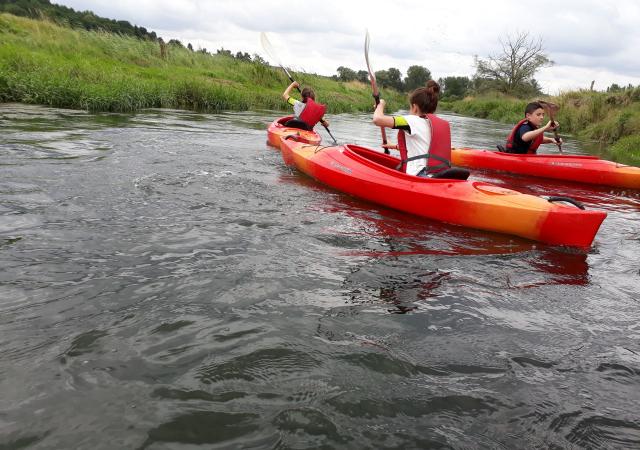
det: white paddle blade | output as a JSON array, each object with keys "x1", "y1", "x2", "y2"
[
  {"x1": 260, "y1": 32, "x2": 272, "y2": 58},
  {"x1": 260, "y1": 32, "x2": 280, "y2": 66},
  {"x1": 364, "y1": 30, "x2": 376, "y2": 82},
  {"x1": 260, "y1": 31, "x2": 294, "y2": 80}
]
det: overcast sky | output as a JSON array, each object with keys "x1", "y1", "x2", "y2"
[{"x1": 54, "y1": 0, "x2": 640, "y2": 94}]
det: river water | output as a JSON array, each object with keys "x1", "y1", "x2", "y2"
[{"x1": 1, "y1": 103, "x2": 639, "y2": 449}]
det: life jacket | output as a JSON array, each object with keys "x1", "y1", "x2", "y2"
[
  {"x1": 505, "y1": 119, "x2": 543, "y2": 154},
  {"x1": 397, "y1": 114, "x2": 451, "y2": 174},
  {"x1": 298, "y1": 98, "x2": 326, "y2": 129}
]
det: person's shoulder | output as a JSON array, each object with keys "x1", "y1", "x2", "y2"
[
  {"x1": 518, "y1": 122, "x2": 533, "y2": 132},
  {"x1": 403, "y1": 114, "x2": 426, "y2": 127}
]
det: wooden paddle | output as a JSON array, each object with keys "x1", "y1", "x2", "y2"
[{"x1": 538, "y1": 100, "x2": 563, "y2": 153}]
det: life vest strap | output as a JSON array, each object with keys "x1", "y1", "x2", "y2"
[{"x1": 395, "y1": 153, "x2": 451, "y2": 172}]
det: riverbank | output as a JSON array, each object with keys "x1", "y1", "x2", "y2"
[
  {"x1": 440, "y1": 91, "x2": 640, "y2": 165},
  {"x1": 0, "y1": 13, "x2": 405, "y2": 114},
  {"x1": 1, "y1": 13, "x2": 638, "y2": 165}
]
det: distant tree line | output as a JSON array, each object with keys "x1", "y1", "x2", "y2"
[
  {"x1": 333, "y1": 64, "x2": 471, "y2": 99},
  {"x1": 0, "y1": 0, "x2": 158, "y2": 40}
]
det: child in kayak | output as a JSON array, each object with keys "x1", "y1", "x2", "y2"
[
  {"x1": 504, "y1": 101, "x2": 562, "y2": 154},
  {"x1": 373, "y1": 80, "x2": 454, "y2": 177},
  {"x1": 282, "y1": 81, "x2": 329, "y2": 131}
]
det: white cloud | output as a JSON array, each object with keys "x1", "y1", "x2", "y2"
[{"x1": 53, "y1": 0, "x2": 640, "y2": 93}]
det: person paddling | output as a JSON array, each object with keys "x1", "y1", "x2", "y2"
[
  {"x1": 372, "y1": 80, "x2": 460, "y2": 178},
  {"x1": 282, "y1": 81, "x2": 329, "y2": 131},
  {"x1": 503, "y1": 101, "x2": 562, "y2": 154}
]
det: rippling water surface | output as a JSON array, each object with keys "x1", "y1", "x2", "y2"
[{"x1": 1, "y1": 104, "x2": 639, "y2": 449}]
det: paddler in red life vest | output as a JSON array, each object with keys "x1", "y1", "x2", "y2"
[
  {"x1": 372, "y1": 80, "x2": 453, "y2": 177},
  {"x1": 281, "y1": 81, "x2": 329, "y2": 131},
  {"x1": 505, "y1": 101, "x2": 562, "y2": 154}
]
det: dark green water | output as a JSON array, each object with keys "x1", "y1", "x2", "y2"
[{"x1": 1, "y1": 104, "x2": 639, "y2": 449}]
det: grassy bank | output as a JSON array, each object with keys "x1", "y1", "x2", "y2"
[
  {"x1": 0, "y1": 13, "x2": 405, "y2": 114},
  {"x1": 440, "y1": 90, "x2": 640, "y2": 165}
]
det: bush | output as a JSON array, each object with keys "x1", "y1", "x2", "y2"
[{"x1": 607, "y1": 135, "x2": 640, "y2": 165}]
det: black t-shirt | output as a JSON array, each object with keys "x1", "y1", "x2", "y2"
[{"x1": 511, "y1": 122, "x2": 536, "y2": 154}]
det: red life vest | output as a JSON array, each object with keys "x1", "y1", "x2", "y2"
[
  {"x1": 298, "y1": 98, "x2": 326, "y2": 129},
  {"x1": 397, "y1": 114, "x2": 451, "y2": 174},
  {"x1": 506, "y1": 119, "x2": 543, "y2": 154}
]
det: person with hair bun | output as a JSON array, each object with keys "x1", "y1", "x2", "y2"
[
  {"x1": 503, "y1": 101, "x2": 562, "y2": 154},
  {"x1": 282, "y1": 81, "x2": 329, "y2": 131},
  {"x1": 372, "y1": 80, "x2": 453, "y2": 177}
]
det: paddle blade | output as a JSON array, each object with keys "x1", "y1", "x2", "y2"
[
  {"x1": 364, "y1": 29, "x2": 376, "y2": 84},
  {"x1": 538, "y1": 99, "x2": 559, "y2": 118},
  {"x1": 260, "y1": 31, "x2": 295, "y2": 84},
  {"x1": 260, "y1": 32, "x2": 279, "y2": 65}
]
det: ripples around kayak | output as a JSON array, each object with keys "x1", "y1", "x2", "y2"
[{"x1": 1, "y1": 103, "x2": 639, "y2": 449}]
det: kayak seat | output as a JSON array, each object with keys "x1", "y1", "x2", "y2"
[
  {"x1": 430, "y1": 167, "x2": 470, "y2": 180},
  {"x1": 284, "y1": 118, "x2": 312, "y2": 131}
]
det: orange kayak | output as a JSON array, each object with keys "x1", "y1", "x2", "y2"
[
  {"x1": 451, "y1": 147, "x2": 640, "y2": 190},
  {"x1": 280, "y1": 139, "x2": 607, "y2": 248},
  {"x1": 267, "y1": 116, "x2": 321, "y2": 148}
]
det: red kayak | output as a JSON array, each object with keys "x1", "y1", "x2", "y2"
[
  {"x1": 452, "y1": 147, "x2": 640, "y2": 190},
  {"x1": 280, "y1": 138, "x2": 607, "y2": 248},
  {"x1": 267, "y1": 116, "x2": 321, "y2": 148}
]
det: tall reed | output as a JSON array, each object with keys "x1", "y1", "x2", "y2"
[{"x1": 0, "y1": 13, "x2": 405, "y2": 114}]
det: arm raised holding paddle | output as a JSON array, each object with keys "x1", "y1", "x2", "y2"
[
  {"x1": 503, "y1": 101, "x2": 563, "y2": 154},
  {"x1": 538, "y1": 100, "x2": 563, "y2": 152},
  {"x1": 281, "y1": 81, "x2": 330, "y2": 131},
  {"x1": 262, "y1": 32, "x2": 336, "y2": 142}
]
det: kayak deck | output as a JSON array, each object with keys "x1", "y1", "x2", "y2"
[
  {"x1": 452, "y1": 147, "x2": 640, "y2": 190},
  {"x1": 267, "y1": 116, "x2": 321, "y2": 148}
]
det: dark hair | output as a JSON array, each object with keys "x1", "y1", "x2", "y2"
[
  {"x1": 524, "y1": 101, "x2": 543, "y2": 116},
  {"x1": 409, "y1": 80, "x2": 440, "y2": 115},
  {"x1": 301, "y1": 87, "x2": 315, "y2": 103}
]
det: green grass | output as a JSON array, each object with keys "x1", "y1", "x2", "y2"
[
  {"x1": 608, "y1": 135, "x2": 640, "y2": 165},
  {"x1": 441, "y1": 89, "x2": 640, "y2": 165},
  {"x1": 3, "y1": 13, "x2": 637, "y2": 165},
  {"x1": 0, "y1": 13, "x2": 405, "y2": 114}
]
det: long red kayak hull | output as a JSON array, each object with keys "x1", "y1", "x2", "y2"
[
  {"x1": 267, "y1": 116, "x2": 321, "y2": 148},
  {"x1": 280, "y1": 139, "x2": 607, "y2": 248},
  {"x1": 452, "y1": 148, "x2": 640, "y2": 190}
]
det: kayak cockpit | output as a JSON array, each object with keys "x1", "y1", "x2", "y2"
[{"x1": 343, "y1": 144, "x2": 469, "y2": 181}]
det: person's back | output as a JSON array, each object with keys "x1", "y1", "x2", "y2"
[
  {"x1": 373, "y1": 80, "x2": 450, "y2": 176},
  {"x1": 281, "y1": 82, "x2": 328, "y2": 131}
]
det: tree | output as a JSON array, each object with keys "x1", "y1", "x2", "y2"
[
  {"x1": 374, "y1": 69, "x2": 390, "y2": 88},
  {"x1": 404, "y1": 65, "x2": 431, "y2": 91},
  {"x1": 474, "y1": 31, "x2": 551, "y2": 96},
  {"x1": 252, "y1": 53, "x2": 268, "y2": 65},
  {"x1": 235, "y1": 51, "x2": 252, "y2": 61},
  {"x1": 375, "y1": 68, "x2": 403, "y2": 90},
  {"x1": 336, "y1": 66, "x2": 357, "y2": 82},
  {"x1": 386, "y1": 67, "x2": 403, "y2": 91},
  {"x1": 607, "y1": 83, "x2": 622, "y2": 92},
  {"x1": 439, "y1": 76, "x2": 470, "y2": 99},
  {"x1": 357, "y1": 70, "x2": 369, "y2": 84}
]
